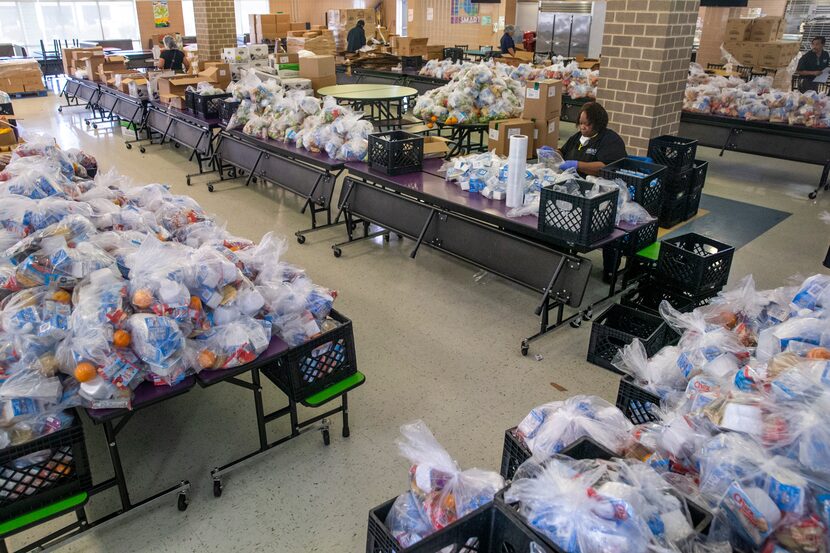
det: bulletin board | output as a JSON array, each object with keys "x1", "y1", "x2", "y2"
[{"x1": 153, "y1": 0, "x2": 170, "y2": 28}]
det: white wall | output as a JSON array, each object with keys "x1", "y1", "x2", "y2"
[
  {"x1": 589, "y1": 0, "x2": 605, "y2": 58},
  {"x1": 515, "y1": 0, "x2": 539, "y2": 34}
]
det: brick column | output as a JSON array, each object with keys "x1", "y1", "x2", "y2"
[
  {"x1": 595, "y1": 0, "x2": 699, "y2": 155},
  {"x1": 194, "y1": 0, "x2": 237, "y2": 62}
]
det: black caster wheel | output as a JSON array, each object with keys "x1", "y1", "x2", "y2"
[
  {"x1": 296, "y1": 234, "x2": 306, "y2": 244},
  {"x1": 84, "y1": 121, "x2": 90, "y2": 127},
  {"x1": 174, "y1": 142, "x2": 180, "y2": 149},
  {"x1": 139, "y1": 147, "x2": 146, "y2": 154},
  {"x1": 383, "y1": 233, "x2": 390, "y2": 242},
  {"x1": 809, "y1": 191, "x2": 818, "y2": 200},
  {"x1": 584, "y1": 309, "x2": 593, "y2": 321},
  {"x1": 521, "y1": 340, "x2": 529, "y2": 356},
  {"x1": 396, "y1": 233, "x2": 403, "y2": 240},
  {"x1": 343, "y1": 426, "x2": 350, "y2": 438},
  {"x1": 333, "y1": 247, "x2": 342, "y2": 258},
  {"x1": 213, "y1": 480, "x2": 223, "y2": 498},
  {"x1": 570, "y1": 318, "x2": 582, "y2": 328},
  {"x1": 177, "y1": 493, "x2": 189, "y2": 511},
  {"x1": 322, "y1": 428, "x2": 331, "y2": 446},
  {"x1": 251, "y1": 177, "x2": 257, "y2": 184},
  {"x1": 186, "y1": 176, "x2": 191, "y2": 186},
  {"x1": 125, "y1": 143, "x2": 132, "y2": 150},
  {"x1": 58, "y1": 106, "x2": 63, "y2": 113},
  {"x1": 208, "y1": 184, "x2": 215, "y2": 192}
]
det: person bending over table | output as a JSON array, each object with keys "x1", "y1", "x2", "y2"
[
  {"x1": 156, "y1": 35, "x2": 190, "y2": 73},
  {"x1": 558, "y1": 101, "x2": 628, "y2": 282},
  {"x1": 500, "y1": 25, "x2": 516, "y2": 56}
]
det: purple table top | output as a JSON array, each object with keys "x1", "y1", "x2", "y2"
[
  {"x1": 226, "y1": 130, "x2": 346, "y2": 171},
  {"x1": 196, "y1": 335, "x2": 290, "y2": 387},
  {"x1": 86, "y1": 375, "x2": 197, "y2": 423},
  {"x1": 347, "y1": 158, "x2": 643, "y2": 251}
]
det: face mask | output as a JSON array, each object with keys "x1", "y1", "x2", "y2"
[{"x1": 579, "y1": 135, "x2": 591, "y2": 147}]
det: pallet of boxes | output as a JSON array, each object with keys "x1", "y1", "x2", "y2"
[
  {"x1": 287, "y1": 28, "x2": 335, "y2": 56},
  {"x1": 487, "y1": 80, "x2": 563, "y2": 160},
  {"x1": 327, "y1": 9, "x2": 377, "y2": 54},
  {"x1": 723, "y1": 16, "x2": 800, "y2": 87},
  {"x1": 0, "y1": 59, "x2": 46, "y2": 96},
  {"x1": 249, "y1": 13, "x2": 291, "y2": 45},
  {"x1": 156, "y1": 63, "x2": 232, "y2": 110},
  {"x1": 61, "y1": 47, "x2": 103, "y2": 79}
]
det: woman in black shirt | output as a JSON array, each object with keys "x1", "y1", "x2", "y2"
[
  {"x1": 558, "y1": 101, "x2": 627, "y2": 176},
  {"x1": 156, "y1": 35, "x2": 190, "y2": 73}
]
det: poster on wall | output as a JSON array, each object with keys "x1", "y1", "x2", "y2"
[
  {"x1": 426, "y1": 7, "x2": 433, "y2": 21},
  {"x1": 481, "y1": 15, "x2": 491, "y2": 26},
  {"x1": 408, "y1": 8, "x2": 414, "y2": 22},
  {"x1": 450, "y1": 0, "x2": 480, "y2": 24},
  {"x1": 153, "y1": 0, "x2": 170, "y2": 28}
]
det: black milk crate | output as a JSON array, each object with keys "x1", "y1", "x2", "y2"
[
  {"x1": 500, "y1": 429, "x2": 615, "y2": 481},
  {"x1": 599, "y1": 158, "x2": 666, "y2": 216},
  {"x1": 443, "y1": 47, "x2": 464, "y2": 62},
  {"x1": 0, "y1": 103, "x2": 12, "y2": 116},
  {"x1": 263, "y1": 310, "x2": 357, "y2": 402},
  {"x1": 401, "y1": 55, "x2": 424, "y2": 70},
  {"x1": 0, "y1": 413, "x2": 92, "y2": 523},
  {"x1": 615, "y1": 376, "x2": 661, "y2": 425},
  {"x1": 658, "y1": 192, "x2": 687, "y2": 229},
  {"x1": 538, "y1": 180, "x2": 618, "y2": 248},
  {"x1": 664, "y1": 166, "x2": 695, "y2": 196},
  {"x1": 693, "y1": 159, "x2": 708, "y2": 189},
  {"x1": 587, "y1": 304, "x2": 667, "y2": 373},
  {"x1": 619, "y1": 221, "x2": 658, "y2": 256},
  {"x1": 219, "y1": 99, "x2": 241, "y2": 126},
  {"x1": 368, "y1": 131, "x2": 424, "y2": 176},
  {"x1": 621, "y1": 278, "x2": 698, "y2": 316},
  {"x1": 647, "y1": 135, "x2": 698, "y2": 172},
  {"x1": 657, "y1": 233, "x2": 734, "y2": 295},
  {"x1": 191, "y1": 91, "x2": 232, "y2": 119},
  {"x1": 685, "y1": 185, "x2": 703, "y2": 220}
]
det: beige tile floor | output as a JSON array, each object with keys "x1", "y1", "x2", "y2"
[{"x1": 4, "y1": 88, "x2": 830, "y2": 552}]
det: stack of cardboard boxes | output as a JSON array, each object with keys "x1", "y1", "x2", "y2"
[
  {"x1": 724, "y1": 16, "x2": 800, "y2": 79},
  {"x1": 390, "y1": 37, "x2": 429, "y2": 57},
  {"x1": 298, "y1": 54, "x2": 336, "y2": 92},
  {"x1": 327, "y1": 8, "x2": 377, "y2": 53},
  {"x1": 222, "y1": 45, "x2": 271, "y2": 80},
  {"x1": 0, "y1": 59, "x2": 46, "y2": 94},
  {"x1": 249, "y1": 13, "x2": 291, "y2": 44},
  {"x1": 286, "y1": 29, "x2": 336, "y2": 55},
  {"x1": 61, "y1": 47, "x2": 104, "y2": 77},
  {"x1": 487, "y1": 79, "x2": 562, "y2": 158},
  {"x1": 156, "y1": 63, "x2": 232, "y2": 109}
]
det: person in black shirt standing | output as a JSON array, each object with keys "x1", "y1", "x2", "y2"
[
  {"x1": 558, "y1": 101, "x2": 629, "y2": 281},
  {"x1": 156, "y1": 35, "x2": 190, "y2": 73},
  {"x1": 796, "y1": 36, "x2": 829, "y2": 92},
  {"x1": 347, "y1": 20, "x2": 367, "y2": 53},
  {"x1": 500, "y1": 25, "x2": 516, "y2": 56}
]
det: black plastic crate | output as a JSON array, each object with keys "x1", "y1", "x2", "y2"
[
  {"x1": 500, "y1": 428, "x2": 531, "y2": 481},
  {"x1": 0, "y1": 103, "x2": 12, "y2": 116},
  {"x1": 191, "y1": 92, "x2": 232, "y2": 119},
  {"x1": 658, "y1": 193, "x2": 687, "y2": 229},
  {"x1": 538, "y1": 180, "x2": 618, "y2": 248},
  {"x1": 647, "y1": 135, "x2": 698, "y2": 172},
  {"x1": 657, "y1": 233, "x2": 734, "y2": 295},
  {"x1": 618, "y1": 221, "x2": 658, "y2": 256},
  {"x1": 663, "y1": 166, "x2": 695, "y2": 196},
  {"x1": 621, "y1": 279, "x2": 697, "y2": 316},
  {"x1": 685, "y1": 185, "x2": 703, "y2": 220},
  {"x1": 0, "y1": 413, "x2": 92, "y2": 523},
  {"x1": 443, "y1": 47, "x2": 464, "y2": 62},
  {"x1": 692, "y1": 159, "x2": 708, "y2": 189},
  {"x1": 219, "y1": 99, "x2": 241, "y2": 126},
  {"x1": 401, "y1": 55, "x2": 424, "y2": 70},
  {"x1": 599, "y1": 158, "x2": 666, "y2": 216},
  {"x1": 184, "y1": 89, "x2": 197, "y2": 112},
  {"x1": 587, "y1": 304, "x2": 667, "y2": 373},
  {"x1": 615, "y1": 376, "x2": 661, "y2": 425},
  {"x1": 368, "y1": 131, "x2": 424, "y2": 176},
  {"x1": 263, "y1": 310, "x2": 357, "y2": 402}
]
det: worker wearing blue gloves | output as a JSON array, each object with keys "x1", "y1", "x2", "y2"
[
  {"x1": 557, "y1": 102, "x2": 626, "y2": 177},
  {"x1": 558, "y1": 101, "x2": 628, "y2": 282}
]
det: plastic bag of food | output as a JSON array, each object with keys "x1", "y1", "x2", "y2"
[
  {"x1": 613, "y1": 339, "x2": 685, "y2": 402},
  {"x1": 397, "y1": 420, "x2": 503, "y2": 531},
  {"x1": 186, "y1": 316, "x2": 270, "y2": 371},
  {"x1": 506, "y1": 456, "x2": 652, "y2": 553},
  {"x1": 696, "y1": 432, "x2": 766, "y2": 507},
  {"x1": 763, "y1": 389, "x2": 830, "y2": 474},
  {"x1": 127, "y1": 313, "x2": 185, "y2": 382},
  {"x1": 515, "y1": 395, "x2": 632, "y2": 458}
]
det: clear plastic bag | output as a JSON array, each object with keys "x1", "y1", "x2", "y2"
[
  {"x1": 186, "y1": 316, "x2": 270, "y2": 371},
  {"x1": 613, "y1": 339, "x2": 685, "y2": 403},
  {"x1": 385, "y1": 491, "x2": 435, "y2": 548},
  {"x1": 397, "y1": 420, "x2": 503, "y2": 531},
  {"x1": 515, "y1": 395, "x2": 632, "y2": 458}
]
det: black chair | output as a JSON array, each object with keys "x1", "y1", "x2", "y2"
[
  {"x1": 736, "y1": 65, "x2": 753, "y2": 80},
  {"x1": 707, "y1": 63, "x2": 725, "y2": 71}
]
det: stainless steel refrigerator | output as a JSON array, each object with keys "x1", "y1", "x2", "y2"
[{"x1": 536, "y1": 12, "x2": 592, "y2": 58}]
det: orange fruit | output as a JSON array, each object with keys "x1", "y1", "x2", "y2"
[
  {"x1": 807, "y1": 347, "x2": 830, "y2": 360},
  {"x1": 430, "y1": 115, "x2": 437, "y2": 122},
  {"x1": 74, "y1": 362, "x2": 98, "y2": 383},
  {"x1": 52, "y1": 290, "x2": 71, "y2": 304},
  {"x1": 132, "y1": 289, "x2": 154, "y2": 309},
  {"x1": 189, "y1": 296, "x2": 202, "y2": 310},
  {"x1": 113, "y1": 329, "x2": 131, "y2": 348},
  {"x1": 198, "y1": 350, "x2": 217, "y2": 369},
  {"x1": 427, "y1": 122, "x2": 434, "y2": 129}
]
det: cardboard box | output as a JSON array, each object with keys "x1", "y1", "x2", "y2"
[
  {"x1": 291, "y1": 22, "x2": 308, "y2": 31},
  {"x1": 310, "y1": 74, "x2": 337, "y2": 92},
  {"x1": 514, "y1": 50, "x2": 534, "y2": 62},
  {"x1": 124, "y1": 78, "x2": 149, "y2": 99},
  {"x1": 62, "y1": 47, "x2": 103, "y2": 75},
  {"x1": 272, "y1": 53, "x2": 299, "y2": 65},
  {"x1": 725, "y1": 19, "x2": 753, "y2": 43},
  {"x1": 159, "y1": 93, "x2": 186, "y2": 110},
  {"x1": 426, "y1": 45, "x2": 445, "y2": 60},
  {"x1": 249, "y1": 44, "x2": 269, "y2": 60},
  {"x1": 157, "y1": 75, "x2": 201, "y2": 97},
  {"x1": 222, "y1": 47, "x2": 249, "y2": 63},
  {"x1": 749, "y1": 16, "x2": 783, "y2": 42},
  {"x1": 736, "y1": 47, "x2": 759, "y2": 66},
  {"x1": 393, "y1": 37, "x2": 428, "y2": 57},
  {"x1": 299, "y1": 54, "x2": 335, "y2": 78},
  {"x1": 423, "y1": 136, "x2": 449, "y2": 158},
  {"x1": 199, "y1": 64, "x2": 231, "y2": 89},
  {"x1": 757, "y1": 41, "x2": 800, "y2": 67},
  {"x1": 522, "y1": 79, "x2": 562, "y2": 121},
  {"x1": 488, "y1": 118, "x2": 534, "y2": 158},
  {"x1": 531, "y1": 118, "x2": 560, "y2": 149}
]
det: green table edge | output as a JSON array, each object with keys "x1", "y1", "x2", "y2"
[
  {"x1": 637, "y1": 241, "x2": 660, "y2": 260},
  {"x1": 304, "y1": 371, "x2": 366, "y2": 407},
  {"x1": 0, "y1": 492, "x2": 88, "y2": 536}
]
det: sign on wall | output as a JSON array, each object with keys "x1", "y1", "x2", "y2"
[
  {"x1": 153, "y1": 0, "x2": 170, "y2": 28},
  {"x1": 450, "y1": 0, "x2": 480, "y2": 24}
]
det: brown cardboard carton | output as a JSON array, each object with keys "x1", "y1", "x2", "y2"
[
  {"x1": 757, "y1": 41, "x2": 800, "y2": 67},
  {"x1": 310, "y1": 74, "x2": 337, "y2": 92},
  {"x1": 160, "y1": 93, "x2": 186, "y2": 110},
  {"x1": 274, "y1": 53, "x2": 299, "y2": 65},
  {"x1": 749, "y1": 16, "x2": 783, "y2": 42},
  {"x1": 725, "y1": 19, "x2": 753, "y2": 43},
  {"x1": 393, "y1": 37, "x2": 428, "y2": 57},
  {"x1": 157, "y1": 76, "x2": 201, "y2": 97},
  {"x1": 83, "y1": 56, "x2": 106, "y2": 79},
  {"x1": 291, "y1": 22, "x2": 308, "y2": 31},
  {"x1": 522, "y1": 79, "x2": 563, "y2": 121},
  {"x1": 423, "y1": 136, "x2": 449, "y2": 158},
  {"x1": 531, "y1": 118, "x2": 560, "y2": 149},
  {"x1": 488, "y1": 118, "x2": 534, "y2": 158},
  {"x1": 63, "y1": 47, "x2": 103, "y2": 75},
  {"x1": 199, "y1": 64, "x2": 231, "y2": 89},
  {"x1": 299, "y1": 55, "x2": 335, "y2": 78},
  {"x1": 737, "y1": 47, "x2": 759, "y2": 66},
  {"x1": 426, "y1": 45, "x2": 445, "y2": 60}
]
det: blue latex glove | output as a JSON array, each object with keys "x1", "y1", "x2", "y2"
[{"x1": 559, "y1": 160, "x2": 578, "y2": 172}]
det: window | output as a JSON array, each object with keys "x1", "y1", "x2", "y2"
[
  {"x1": 0, "y1": 0, "x2": 140, "y2": 52},
  {"x1": 234, "y1": 0, "x2": 268, "y2": 35},
  {"x1": 181, "y1": 0, "x2": 195, "y2": 36}
]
